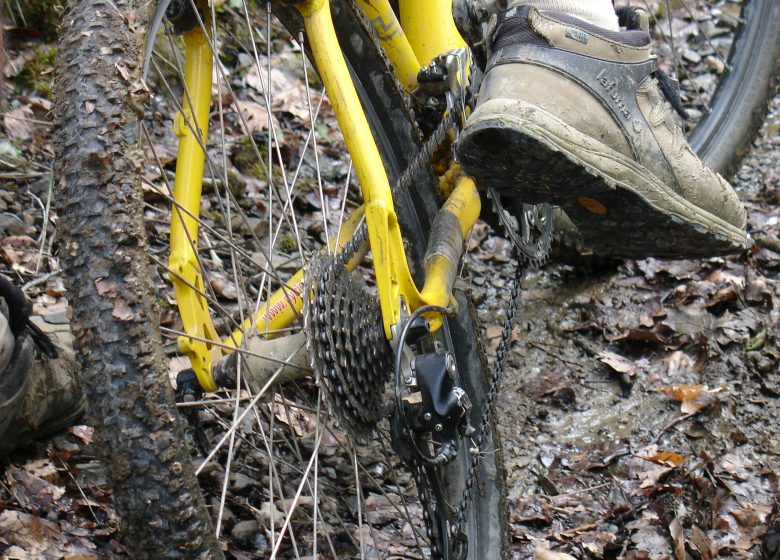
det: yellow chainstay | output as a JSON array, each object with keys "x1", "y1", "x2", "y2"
[{"x1": 169, "y1": 0, "x2": 478, "y2": 390}]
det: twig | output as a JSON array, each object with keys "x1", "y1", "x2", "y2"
[
  {"x1": 0, "y1": 112, "x2": 54, "y2": 126},
  {"x1": 36, "y1": 173, "x2": 55, "y2": 273},
  {"x1": 651, "y1": 412, "x2": 697, "y2": 444},
  {"x1": 57, "y1": 457, "x2": 101, "y2": 526},
  {"x1": 21, "y1": 269, "x2": 61, "y2": 292},
  {"x1": 528, "y1": 341, "x2": 587, "y2": 369},
  {"x1": 0, "y1": 479, "x2": 30, "y2": 513},
  {"x1": 0, "y1": 172, "x2": 50, "y2": 180},
  {"x1": 550, "y1": 481, "x2": 610, "y2": 500}
]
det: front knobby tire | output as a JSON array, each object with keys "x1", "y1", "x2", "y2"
[{"x1": 54, "y1": 0, "x2": 223, "y2": 557}]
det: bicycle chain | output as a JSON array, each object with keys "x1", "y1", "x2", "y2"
[{"x1": 450, "y1": 261, "x2": 524, "y2": 550}]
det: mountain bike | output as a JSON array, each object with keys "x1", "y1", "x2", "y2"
[{"x1": 53, "y1": 0, "x2": 779, "y2": 558}]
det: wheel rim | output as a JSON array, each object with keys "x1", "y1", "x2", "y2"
[{"x1": 140, "y1": 2, "x2": 494, "y2": 557}]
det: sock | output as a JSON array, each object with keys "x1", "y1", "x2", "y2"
[{"x1": 507, "y1": 0, "x2": 620, "y2": 31}]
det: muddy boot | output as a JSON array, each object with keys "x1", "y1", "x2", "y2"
[
  {"x1": 0, "y1": 276, "x2": 85, "y2": 456},
  {"x1": 457, "y1": 5, "x2": 747, "y2": 258}
]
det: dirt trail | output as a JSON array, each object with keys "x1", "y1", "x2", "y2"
[{"x1": 472, "y1": 99, "x2": 780, "y2": 559}]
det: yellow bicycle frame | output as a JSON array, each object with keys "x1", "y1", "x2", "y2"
[{"x1": 169, "y1": 0, "x2": 480, "y2": 390}]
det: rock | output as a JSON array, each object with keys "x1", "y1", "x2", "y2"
[
  {"x1": 257, "y1": 501, "x2": 284, "y2": 529},
  {"x1": 210, "y1": 498, "x2": 235, "y2": 524},
  {"x1": 276, "y1": 496, "x2": 314, "y2": 511},
  {"x1": 681, "y1": 48, "x2": 702, "y2": 64},
  {"x1": 0, "y1": 212, "x2": 34, "y2": 236},
  {"x1": 244, "y1": 216, "x2": 269, "y2": 237},
  {"x1": 230, "y1": 472, "x2": 255, "y2": 492},
  {"x1": 230, "y1": 519, "x2": 259, "y2": 542},
  {"x1": 705, "y1": 55, "x2": 726, "y2": 74}
]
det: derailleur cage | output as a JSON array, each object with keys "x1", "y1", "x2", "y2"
[{"x1": 413, "y1": 50, "x2": 470, "y2": 136}]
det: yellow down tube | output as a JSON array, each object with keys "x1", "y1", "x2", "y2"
[{"x1": 169, "y1": 26, "x2": 220, "y2": 392}]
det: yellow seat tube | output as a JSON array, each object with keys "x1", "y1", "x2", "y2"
[
  {"x1": 169, "y1": 26, "x2": 219, "y2": 391},
  {"x1": 399, "y1": 0, "x2": 466, "y2": 66},
  {"x1": 354, "y1": 0, "x2": 421, "y2": 91}
]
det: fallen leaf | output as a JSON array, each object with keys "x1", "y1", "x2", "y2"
[
  {"x1": 690, "y1": 525, "x2": 715, "y2": 560},
  {"x1": 647, "y1": 451, "x2": 687, "y2": 467},
  {"x1": 22, "y1": 459, "x2": 58, "y2": 481},
  {"x1": 533, "y1": 543, "x2": 577, "y2": 560},
  {"x1": 6, "y1": 465, "x2": 66, "y2": 512},
  {"x1": 638, "y1": 466, "x2": 672, "y2": 488},
  {"x1": 666, "y1": 351, "x2": 695, "y2": 377},
  {"x1": 111, "y1": 298, "x2": 135, "y2": 321},
  {"x1": 3, "y1": 105, "x2": 36, "y2": 141},
  {"x1": 659, "y1": 384, "x2": 705, "y2": 402},
  {"x1": 94, "y1": 278, "x2": 117, "y2": 297},
  {"x1": 598, "y1": 350, "x2": 638, "y2": 377},
  {"x1": 69, "y1": 425, "x2": 95, "y2": 445},
  {"x1": 116, "y1": 63, "x2": 131, "y2": 82},
  {"x1": 669, "y1": 508, "x2": 686, "y2": 560},
  {"x1": 0, "y1": 510, "x2": 61, "y2": 555},
  {"x1": 233, "y1": 99, "x2": 277, "y2": 134}
]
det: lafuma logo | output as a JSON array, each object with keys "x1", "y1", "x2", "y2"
[{"x1": 596, "y1": 69, "x2": 631, "y2": 119}]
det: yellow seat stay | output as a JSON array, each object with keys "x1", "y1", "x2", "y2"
[{"x1": 169, "y1": 0, "x2": 479, "y2": 391}]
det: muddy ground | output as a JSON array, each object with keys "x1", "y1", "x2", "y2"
[
  {"x1": 1, "y1": 5, "x2": 779, "y2": 558},
  {"x1": 476, "y1": 99, "x2": 780, "y2": 559}
]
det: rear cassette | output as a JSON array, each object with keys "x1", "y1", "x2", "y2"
[{"x1": 303, "y1": 255, "x2": 393, "y2": 441}]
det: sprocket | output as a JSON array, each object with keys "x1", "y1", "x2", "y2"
[
  {"x1": 486, "y1": 188, "x2": 554, "y2": 266},
  {"x1": 303, "y1": 254, "x2": 394, "y2": 441}
]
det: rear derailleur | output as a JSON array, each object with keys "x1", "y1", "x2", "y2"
[
  {"x1": 391, "y1": 350, "x2": 475, "y2": 467},
  {"x1": 388, "y1": 312, "x2": 475, "y2": 559}
]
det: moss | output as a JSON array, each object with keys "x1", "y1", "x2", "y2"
[
  {"x1": 231, "y1": 135, "x2": 280, "y2": 182},
  {"x1": 278, "y1": 231, "x2": 298, "y2": 253},
  {"x1": 17, "y1": 45, "x2": 57, "y2": 98},
  {"x1": 14, "y1": 0, "x2": 65, "y2": 39}
]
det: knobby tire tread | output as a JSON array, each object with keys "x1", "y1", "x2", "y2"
[{"x1": 54, "y1": 1, "x2": 223, "y2": 557}]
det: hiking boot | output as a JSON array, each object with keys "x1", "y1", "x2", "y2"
[
  {"x1": 1, "y1": 276, "x2": 85, "y2": 455},
  {"x1": 456, "y1": 5, "x2": 748, "y2": 258}
]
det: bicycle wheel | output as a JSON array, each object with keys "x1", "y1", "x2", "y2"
[
  {"x1": 619, "y1": 0, "x2": 780, "y2": 177},
  {"x1": 55, "y1": 0, "x2": 506, "y2": 558}
]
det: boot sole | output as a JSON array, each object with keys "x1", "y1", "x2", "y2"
[{"x1": 457, "y1": 99, "x2": 747, "y2": 258}]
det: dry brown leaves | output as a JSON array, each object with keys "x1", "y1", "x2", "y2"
[{"x1": 658, "y1": 384, "x2": 728, "y2": 413}]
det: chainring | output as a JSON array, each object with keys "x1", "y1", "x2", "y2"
[
  {"x1": 303, "y1": 254, "x2": 394, "y2": 441},
  {"x1": 486, "y1": 188, "x2": 554, "y2": 266}
]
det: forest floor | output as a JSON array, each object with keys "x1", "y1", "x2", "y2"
[{"x1": 1, "y1": 5, "x2": 779, "y2": 559}]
